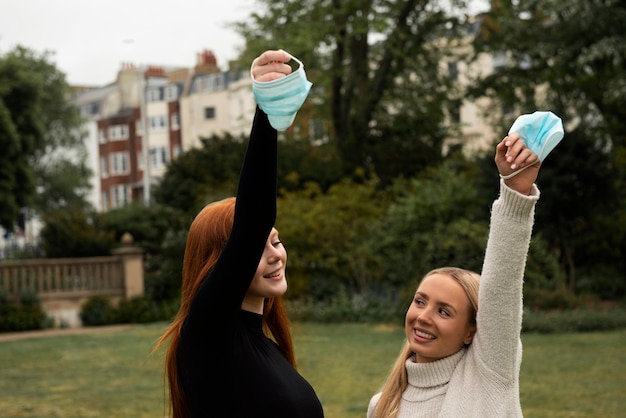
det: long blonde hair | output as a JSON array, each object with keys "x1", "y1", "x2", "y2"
[
  {"x1": 374, "y1": 267, "x2": 480, "y2": 418},
  {"x1": 154, "y1": 197, "x2": 295, "y2": 418}
]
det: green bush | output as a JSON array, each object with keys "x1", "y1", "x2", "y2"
[
  {"x1": 287, "y1": 289, "x2": 405, "y2": 324},
  {"x1": 524, "y1": 288, "x2": 581, "y2": 310},
  {"x1": 0, "y1": 289, "x2": 48, "y2": 332},
  {"x1": 116, "y1": 296, "x2": 155, "y2": 324},
  {"x1": 80, "y1": 295, "x2": 178, "y2": 327},
  {"x1": 80, "y1": 295, "x2": 117, "y2": 326},
  {"x1": 522, "y1": 307, "x2": 626, "y2": 333},
  {"x1": 153, "y1": 298, "x2": 180, "y2": 322}
]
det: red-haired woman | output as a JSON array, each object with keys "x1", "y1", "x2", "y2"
[{"x1": 155, "y1": 50, "x2": 323, "y2": 418}]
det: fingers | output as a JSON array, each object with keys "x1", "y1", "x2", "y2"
[
  {"x1": 498, "y1": 133, "x2": 539, "y2": 171},
  {"x1": 495, "y1": 132, "x2": 540, "y2": 194},
  {"x1": 251, "y1": 50, "x2": 293, "y2": 82}
]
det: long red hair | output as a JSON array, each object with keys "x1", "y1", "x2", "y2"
[{"x1": 154, "y1": 197, "x2": 295, "y2": 418}]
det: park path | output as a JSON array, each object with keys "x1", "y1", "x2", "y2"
[{"x1": 0, "y1": 324, "x2": 134, "y2": 343}]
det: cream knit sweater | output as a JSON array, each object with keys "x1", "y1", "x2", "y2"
[{"x1": 368, "y1": 180, "x2": 539, "y2": 418}]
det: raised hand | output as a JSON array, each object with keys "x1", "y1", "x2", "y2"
[
  {"x1": 251, "y1": 50, "x2": 293, "y2": 82},
  {"x1": 495, "y1": 133, "x2": 540, "y2": 195}
]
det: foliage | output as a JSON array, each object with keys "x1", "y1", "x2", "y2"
[
  {"x1": 0, "y1": 289, "x2": 49, "y2": 332},
  {"x1": 79, "y1": 295, "x2": 117, "y2": 326},
  {"x1": 116, "y1": 296, "x2": 156, "y2": 324},
  {"x1": 235, "y1": 0, "x2": 471, "y2": 180},
  {"x1": 523, "y1": 233, "x2": 567, "y2": 296},
  {"x1": 277, "y1": 176, "x2": 388, "y2": 299},
  {"x1": 287, "y1": 290, "x2": 405, "y2": 324},
  {"x1": 152, "y1": 133, "x2": 246, "y2": 216},
  {"x1": 367, "y1": 160, "x2": 487, "y2": 292},
  {"x1": 35, "y1": 153, "x2": 93, "y2": 214},
  {"x1": 79, "y1": 295, "x2": 176, "y2": 328},
  {"x1": 522, "y1": 306, "x2": 626, "y2": 334},
  {"x1": 143, "y1": 228, "x2": 187, "y2": 303},
  {"x1": 278, "y1": 139, "x2": 344, "y2": 193},
  {"x1": 39, "y1": 207, "x2": 114, "y2": 258},
  {"x1": 154, "y1": 132, "x2": 345, "y2": 218},
  {"x1": 103, "y1": 202, "x2": 183, "y2": 255},
  {"x1": 0, "y1": 46, "x2": 91, "y2": 231},
  {"x1": 575, "y1": 264, "x2": 626, "y2": 301},
  {"x1": 469, "y1": 0, "x2": 626, "y2": 295},
  {"x1": 103, "y1": 203, "x2": 187, "y2": 303}
]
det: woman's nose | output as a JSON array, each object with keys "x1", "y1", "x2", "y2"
[
  {"x1": 267, "y1": 245, "x2": 282, "y2": 262},
  {"x1": 417, "y1": 309, "x2": 433, "y2": 324}
]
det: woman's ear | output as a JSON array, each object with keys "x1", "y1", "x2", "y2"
[{"x1": 464, "y1": 324, "x2": 477, "y2": 345}]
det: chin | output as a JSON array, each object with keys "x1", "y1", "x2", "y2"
[
  {"x1": 275, "y1": 283, "x2": 288, "y2": 297},
  {"x1": 267, "y1": 281, "x2": 288, "y2": 298}
]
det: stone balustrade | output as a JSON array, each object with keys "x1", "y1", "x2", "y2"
[{"x1": 0, "y1": 245, "x2": 144, "y2": 327}]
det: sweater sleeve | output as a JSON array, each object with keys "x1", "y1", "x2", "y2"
[
  {"x1": 473, "y1": 179, "x2": 539, "y2": 381},
  {"x1": 182, "y1": 106, "x2": 277, "y2": 340}
]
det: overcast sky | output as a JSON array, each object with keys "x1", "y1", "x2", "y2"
[
  {"x1": 1, "y1": 1, "x2": 489, "y2": 87},
  {"x1": 0, "y1": 0, "x2": 254, "y2": 86}
]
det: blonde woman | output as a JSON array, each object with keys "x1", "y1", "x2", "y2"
[{"x1": 368, "y1": 132, "x2": 543, "y2": 417}]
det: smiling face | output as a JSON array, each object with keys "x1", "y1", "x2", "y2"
[
  {"x1": 405, "y1": 273, "x2": 477, "y2": 363},
  {"x1": 241, "y1": 228, "x2": 288, "y2": 313}
]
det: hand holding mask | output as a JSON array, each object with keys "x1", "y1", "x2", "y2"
[
  {"x1": 501, "y1": 111, "x2": 564, "y2": 179},
  {"x1": 251, "y1": 52, "x2": 313, "y2": 131}
]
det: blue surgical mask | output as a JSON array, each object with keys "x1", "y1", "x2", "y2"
[
  {"x1": 252, "y1": 54, "x2": 313, "y2": 131},
  {"x1": 508, "y1": 111, "x2": 564, "y2": 161}
]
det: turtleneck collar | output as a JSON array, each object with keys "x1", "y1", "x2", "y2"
[
  {"x1": 240, "y1": 309, "x2": 264, "y2": 333},
  {"x1": 400, "y1": 348, "x2": 467, "y2": 403}
]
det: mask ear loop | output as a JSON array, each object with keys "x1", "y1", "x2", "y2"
[{"x1": 499, "y1": 161, "x2": 540, "y2": 180}]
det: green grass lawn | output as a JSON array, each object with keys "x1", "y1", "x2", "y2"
[{"x1": 0, "y1": 323, "x2": 624, "y2": 417}]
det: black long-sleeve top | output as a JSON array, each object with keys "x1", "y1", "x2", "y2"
[{"x1": 177, "y1": 108, "x2": 324, "y2": 418}]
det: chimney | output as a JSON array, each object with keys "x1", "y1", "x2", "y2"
[
  {"x1": 145, "y1": 66, "x2": 166, "y2": 78},
  {"x1": 194, "y1": 49, "x2": 219, "y2": 74}
]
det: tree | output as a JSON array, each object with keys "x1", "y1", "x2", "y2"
[
  {"x1": 235, "y1": 0, "x2": 472, "y2": 181},
  {"x1": 40, "y1": 208, "x2": 114, "y2": 258},
  {"x1": 469, "y1": 0, "x2": 626, "y2": 294},
  {"x1": 0, "y1": 46, "x2": 91, "y2": 231},
  {"x1": 103, "y1": 203, "x2": 187, "y2": 302},
  {"x1": 368, "y1": 161, "x2": 486, "y2": 291},
  {"x1": 276, "y1": 176, "x2": 387, "y2": 299},
  {"x1": 153, "y1": 133, "x2": 247, "y2": 217},
  {"x1": 154, "y1": 132, "x2": 345, "y2": 216}
]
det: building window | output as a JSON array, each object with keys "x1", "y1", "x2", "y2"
[
  {"x1": 150, "y1": 146, "x2": 169, "y2": 170},
  {"x1": 149, "y1": 115, "x2": 168, "y2": 131},
  {"x1": 192, "y1": 73, "x2": 226, "y2": 94},
  {"x1": 147, "y1": 87, "x2": 162, "y2": 102},
  {"x1": 111, "y1": 184, "x2": 131, "y2": 208},
  {"x1": 171, "y1": 113, "x2": 180, "y2": 130},
  {"x1": 108, "y1": 124, "x2": 129, "y2": 140},
  {"x1": 172, "y1": 145, "x2": 182, "y2": 159},
  {"x1": 110, "y1": 152, "x2": 130, "y2": 175},
  {"x1": 100, "y1": 156, "x2": 108, "y2": 178},
  {"x1": 204, "y1": 107, "x2": 216, "y2": 119},
  {"x1": 164, "y1": 85, "x2": 179, "y2": 101},
  {"x1": 81, "y1": 102, "x2": 100, "y2": 117}
]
